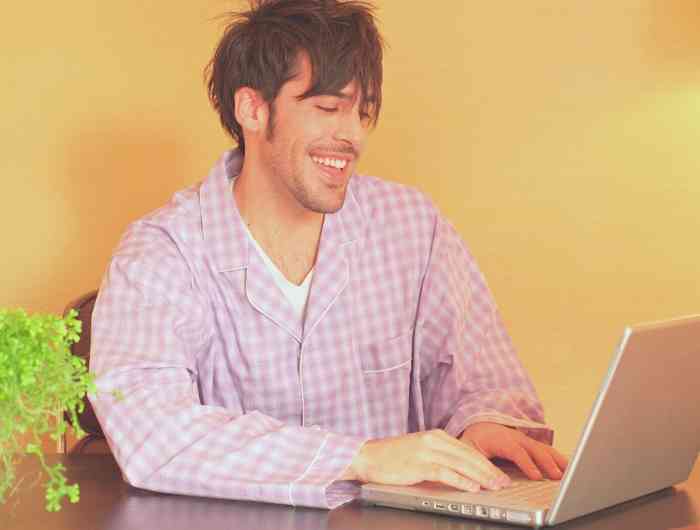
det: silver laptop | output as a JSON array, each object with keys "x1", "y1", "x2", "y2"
[{"x1": 362, "y1": 315, "x2": 700, "y2": 527}]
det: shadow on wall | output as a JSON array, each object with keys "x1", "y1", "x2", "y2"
[{"x1": 43, "y1": 121, "x2": 190, "y2": 309}]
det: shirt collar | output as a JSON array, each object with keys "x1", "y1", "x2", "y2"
[{"x1": 200, "y1": 148, "x2": 366, "y2": 273}]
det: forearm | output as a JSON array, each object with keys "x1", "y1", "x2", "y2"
[
  {"x1": 90, "y1": 368, "x2": 365, "y2": 508},
  {"x1": 417, "y1": 334, "x2": 553, "y2": 444},
  {"x1": 443, "y1": 393, "x2": 554, "y2": 444}
]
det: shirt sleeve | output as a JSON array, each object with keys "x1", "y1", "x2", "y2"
[
  {"x1": 88, "y1": 225, "x2": 365, "y2": 509},
  {"x1": 413, "y1": 213, "x2": 554, "y2": 445}
]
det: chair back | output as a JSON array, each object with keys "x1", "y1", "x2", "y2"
[{"x1": 63, "y1": 290, "x2": 103, "y2": 438}]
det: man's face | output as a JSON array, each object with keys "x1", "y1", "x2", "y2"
[{"x1": 257, "y1": 53, "x2": 370, "y2": 215}]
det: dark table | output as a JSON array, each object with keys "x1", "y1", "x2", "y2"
[{"x1": 2, "y1": 455, "x2": 698, "y2": 530}]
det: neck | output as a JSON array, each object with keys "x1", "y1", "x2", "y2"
[
  {"x1": 235, "y1": 159, "x2": 323, "y2": 241},
  {"x1": 233, "y1": 155, "x2": 323, "y2": 284}
]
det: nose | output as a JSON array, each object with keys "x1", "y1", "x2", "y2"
[{"x1": 333, "y1": 108, "x2": 367, "y2": 150}]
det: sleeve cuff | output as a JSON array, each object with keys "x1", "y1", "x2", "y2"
[
  {"x1": 446, "y1": 412, "x2": 554, "y2": 445},
  {"x1": 288, "y1": 431, "x2": 369, "y2": 509}
]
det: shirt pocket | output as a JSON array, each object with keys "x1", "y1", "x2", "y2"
[{"x1": 358, "y1": 331, "x2": 413, "y2": 437}]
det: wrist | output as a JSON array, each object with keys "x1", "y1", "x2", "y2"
[
  {"x1": 339, "y1": 465, "x2": 358, "y2": 481},
  {"x1": 339, "y1": 440, "x2": 370, "y2": 482},
  {"x1": 461, "y1": 421, "x2": 502, "y2": 437},
  {"x1": 460, "y1": 421, "x2": 483, "y2": 440}
]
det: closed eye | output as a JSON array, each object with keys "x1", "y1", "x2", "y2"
[{"x1": 316, "y1": 106, "x2": 338, "y2": 113}]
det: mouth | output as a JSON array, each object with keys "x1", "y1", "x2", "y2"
[{"x1": 310, "y1": 154, "x2": 351, "y2": 186}]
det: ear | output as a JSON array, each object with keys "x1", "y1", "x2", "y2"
[{"x1": 234, "y1": 87, "x2": 269, "y2": 134}]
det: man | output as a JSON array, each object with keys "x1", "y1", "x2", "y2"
[{"x1": 89, "y1": 0, "x2": 567, "y2": 509}]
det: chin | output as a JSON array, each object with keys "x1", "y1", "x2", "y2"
[
  {"x1": 322, "y1": 203, "x2": 344, "y2": 214},
  {"x1": 312, "y1": 200, "x2": 344, "y2": 215},
  {"x1": 306, "y1": 192, "x2": 346, "y2": 214}
]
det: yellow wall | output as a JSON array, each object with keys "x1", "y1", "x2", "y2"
[{"x1": 2, "y1": 2, "x2": 699, "y2": 454}]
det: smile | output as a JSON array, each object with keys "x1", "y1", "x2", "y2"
[{"x1": 311, "y1": 156, "x2": 348, "y2": 170}]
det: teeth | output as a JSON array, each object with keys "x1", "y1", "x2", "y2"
[{"x1": 311, "y1": 156, "x2": 348, "y2": 169}]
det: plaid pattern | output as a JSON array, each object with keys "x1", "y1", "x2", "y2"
[{"x1": 89, "y1": 149, "x2": 552, "y2": 509}]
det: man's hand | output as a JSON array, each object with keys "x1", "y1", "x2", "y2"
[
  {"x1": 340, "y1": 429, "x2": 511, "y2": 492},
  {"x1": 460, "y1": 422, "x2": 568, "y2": 480}
]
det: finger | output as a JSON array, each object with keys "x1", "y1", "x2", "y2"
[
  {"x1": 429, "y1": 434, "x2": 509, "y2": 487},
  {"x1": 429, "y1": 450, "x2": 506, "y2": 491},
  {"x1": 521, "y1": 438, "x2": 569, "y2": 477},
  {"x1": 428, "y1": 464, "x2": 481, "y2": 493},
  {"x1": 551, "y1": 448, "x2": 569, "y2": 471},
  {"x1": 433, "y1": 431, "x2": 507, "y2": 477},
  {"x1": 524, "y1": 442, "x2": 563, "y2": 480},
  {"x1": 501, "y1": 443, "x2": 543, "y2": 480}
]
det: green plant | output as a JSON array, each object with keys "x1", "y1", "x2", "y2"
[{"x1": 0, "y1": 308, "x2": 96, "y2": 511}]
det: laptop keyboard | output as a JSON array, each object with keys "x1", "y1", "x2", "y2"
[{"x1": 488, "y1": 477, "x2": 559, "y2": 506}]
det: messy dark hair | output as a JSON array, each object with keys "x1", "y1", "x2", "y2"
[{"x1": 205, "y1": 0, "x2": 384, "y2": 153}]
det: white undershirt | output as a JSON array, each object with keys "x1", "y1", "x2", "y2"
[{"x1": 232, "y1": 179, "x2": 314, "y2": 322}]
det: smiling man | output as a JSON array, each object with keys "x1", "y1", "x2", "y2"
[
  {"x1": 89, "y1": 0, "x2": 567, "y2": 509},
  {"x1": 230, "y1": 51, "x2": 366, "y2": 287}
]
